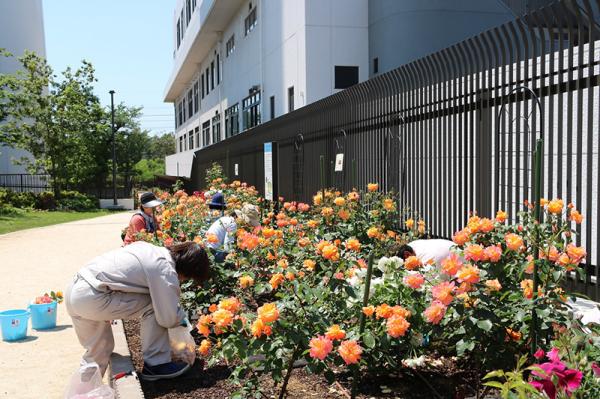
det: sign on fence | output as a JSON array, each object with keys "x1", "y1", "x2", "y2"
[{"x1": 264, "y1": 142, "x2": 278, "y2": 202}]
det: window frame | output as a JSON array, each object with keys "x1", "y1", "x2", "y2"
[
  {"x1": 244, "y1": 7, "x2": 257, "y2": 36},
  {"x1": 202, "y1": 121, "x2": 210, "y2": 147},
  {"x1": 226, "y1": 35, "x2": 235, "y2": 57},
  {"x1": 225, "y1": 103, "x2": 239, "y2": 138},
  {"x1": 211, "y1": 113, "x2": 221, "y2": 144},
  {"x1": 242, "y1": 91, "x2": 261, "y2": 130}
]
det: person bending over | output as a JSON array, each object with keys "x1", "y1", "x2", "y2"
[
  {"x1": 65, "y1": 241, "x2": 210, "y2": 381},
  {"x1": 397, "y1": 238, "x2": 456, "y2": 266}
]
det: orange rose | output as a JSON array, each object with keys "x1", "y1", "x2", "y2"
[
  {"x1": 478, "y1": 218, "x2": 494, "y2": 233},
  {"x1": 303, "y1": 259, "x2": 316, "y2": 271},
  {"x1": 505, "y1": 233, "x2": 524, "y2": 252},
  {"x1": 464, "y1": 244, "x2": 486, "y2": 262},
  {"x1": 520, "y1": 279, "x2": 533, "y2": 299},
  {"x1": 375, "y1": 304, "x2": 395, "y2": 319},
  {"x1": 199, "y1": 339, "x2": 211, "y2": 356},
  {"x1": 257, "y1": 303, "x2": 279, "y2": 323},
  {"x1": 367, "y1": 183, "x2": 379, "y2": 192},
  {"x1": 456, "y1": 264, "x2": 480, "y2": 284},
  {"x1": 452, "y1": 229, "x2": 470, "y2": 246},
  {"x1": 386, "y1": 315, "x2": 410, "y2": 338},
  {"x1": 239, "y1": 275, "x2": 254, "y2": 289},
  {"x1": 440, "y1": 253, "x2": 463, "y2": 276},
  {"x1": 505, "y1": 328, "x2": 522, "y2": 342},
  {"x1": 569, "y1": 209, "x2": 583, "y2": 224},
  {"x1": 431, "y1": 281, "x2": 455, "y2": 305},
  {"x1": 338, "y1": 340, "x2": 363, "y2": 365},
  {"x1": 484, "y1": 245, "x2": 502, "y2": 263},
  {"x1": 495, "y1": 210, "x2": 508, "y2": 223},
  {"x1": 196, "y1": 315, "x2": 212, "y2": 337},
  {"x1": 404, "y1": 256, "x2": 422, "y2": 270},
  {"x1": 403, "y1": 273, "x2": 425, "y2": 289},
  {"x1": 362, "y1": 305, "x2": 375, "y2": 317},
  {"x1": 540, "y1": 198, "x2": 549, "y2": 207},
  {"x1": 418, "y1": 220, "x2": 426, "y2": 234},
  {"x1": 322, "y1": 244, "x2": 340, "y2": 261},
  {"x1": 277, "y1": 259, "x2": 289, "y2": 269},
  {"x1": 485, "y1": 279, "x2": 502, "y2": 292},
  {"x1": 298, "y1": 237, "x2": 311, "y2": 247},
  {"x1": 333, "y1": 197, "x2": 346, "y2": 206},
  {"x1": 269, "y1": 273, "x2": 285, "y2": 289},
  {"x1": 337, "y1": 209, "x2": 350, "y2": 221},
  {"x1": 285, "y1": 272, "x2": 295, "y2": 281},
  {"x1": 566, "y1": 244, "x2": 586, "y2": 264},
  {"x1": 405, "y1": 218, "x2": 415, "y2": 229},
  {"x1": 321, "y1": 207, "x2": 334, "y2": 217},
  {"x1": 309, "y1": 335, "x2": 333, "y2": 360},
  {"x1": 383, "y1": 198, "x2": 395, "y2": 211},
  {"x1": 251, "y1": 318, "x2": 265, "y2": 337},
  {"x1": 325, "y1": 324, "x2": 346, "y2": 341},
  {"x1": 367, "y1": 226, "x2": 380, "y2": 239},
  {"x1": 467, "y1": 215, "x2": 481, "y2": 233},
  {"x1": 423, "y1": 301, "x2": 447, "y2": 324},
  {"x1": 345, "y1": 238, "x2": 361, "y2": 252},
  {"x1": 313, "y1": 194, "x2": 323, "y2": 205},
  {"x1": 218, "y1": 297, "x2": 241, "y2": 313},
  {"x1": 547, "y1": 199, "x2": 564, "y2": 214},
  {"x1": 262, "y1": 228, "x2": 276, "y2": 238},
  {"x1": 391, "y1": 305, "x2": 412, "y2": 319},
  {"x1": 206, "y1": 233, "x2": 219, "y2": 244},
  {"x1": 212, "y1": 309, "x2": 234, "y2": 328}
]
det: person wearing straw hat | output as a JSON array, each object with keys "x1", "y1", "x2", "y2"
[
  {"x1": 205, "y1": 202, "x2": 260, "y2": 263},
  {"x1": 123, "y1": 192, "x2": 163, "y2": 245}
]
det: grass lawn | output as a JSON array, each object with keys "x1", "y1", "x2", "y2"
[{"x1": 0, "y1": 209, "x2": 117, "y2": 235}]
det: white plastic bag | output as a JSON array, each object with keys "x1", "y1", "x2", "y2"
[
  {"x1": 64, "y1": 363, "x2": 114, "y2": 399},
  {"x1": 169, "y1": 325, "x2": 196, "y2": 365}
]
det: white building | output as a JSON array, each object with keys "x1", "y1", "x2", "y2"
[
  {"x1": 164, "y1": 0, "x2": 369, "y2": 177},
  {"x1": 0, "y1": 0, "x2": 46, "y2": 174}
]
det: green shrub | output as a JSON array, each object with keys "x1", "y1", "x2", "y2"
[
  {"x1": 56, "y1": 191, "x2": 98, "y2": 211},
  {"x1": 35, "y1": 191, "x2": 57, "y2": 210},
  {"x1": 0, "y1": 204, "x2": 25, "y2": 216},
  {"x1": 0, "y1": 188, "x2": 36, "y2": 208}
]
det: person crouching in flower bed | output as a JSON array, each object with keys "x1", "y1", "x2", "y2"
[
  {"x1": 205, "y1": 194, "x2": 260, "y2": 263},
  {"x1": 397, "y1": 238, "x2": 456, "y2": 266},
  {"x1": 122, "y1": 192, "x2": 163, "y2": 245},
  {"x1": 65, "y1": 241, "x2": 210, "y2": 381}
]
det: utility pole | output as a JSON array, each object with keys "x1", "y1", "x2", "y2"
[{"x1": 109, "y1": 90, "x2": 117, "y2": 206}]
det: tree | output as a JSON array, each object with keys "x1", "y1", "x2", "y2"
[
  {"x1": 147, "y1": 131, "x2": 175, "y2": 160},
  {"x1": 0, "y1": 50, "x2": 109, "y2": 197}
]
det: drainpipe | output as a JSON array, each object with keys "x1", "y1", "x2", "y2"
[
  {"x1": 259, "y1": 0, "x2": 264, "y2": 122},
  {"x1": 218, "y1": 33, "x2": 224, "y2": 141}
]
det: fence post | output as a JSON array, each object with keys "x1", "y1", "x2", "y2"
[
  {"x1": 320, "y1": 155, "x2": 325, "y2": 200},
  {"x1": 531, "y1": 138, "x2": 543, "y2": 354},
  {"x1": 20, "y1": 174, "x2": 24, "y2": 193},
  {"x1": 476, "y1": 91, "x2": 493, "y2": 217}
]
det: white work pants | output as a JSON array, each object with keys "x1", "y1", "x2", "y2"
[{"x1": 65, "y1": 275, "x2": 171, "y2": 375}]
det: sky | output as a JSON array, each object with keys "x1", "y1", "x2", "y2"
[{"x1": 43, "y1": 0, "x2": 175, "y2": 135}]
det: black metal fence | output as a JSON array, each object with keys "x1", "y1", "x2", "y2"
[
  {"x1": 188, "y1": 0, "x2": 600, "y2": 300},
  {"x1": 0, "y1": 174, "x2": 132, "y2": 199}
]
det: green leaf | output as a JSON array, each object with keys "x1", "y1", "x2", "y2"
[
  {"x1": 363, "y1": 331, "x2": 376, "y2": 349},
  {"x1": 476, "y1": 319, "x2": 493, "y2": 332}
]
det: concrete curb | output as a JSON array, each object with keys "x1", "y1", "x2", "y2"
[{"x1": 109, "y1": 320, "x2": 145, "y2": 399}]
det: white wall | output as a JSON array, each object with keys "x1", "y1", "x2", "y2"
[{"x1": 0, "y1": 0, "x2": 46, "y2": 174}]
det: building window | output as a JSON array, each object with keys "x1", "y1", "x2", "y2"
[
  {"x1": 173, "y1": 104, "x2": 179, "y2": 129},
  {"x1": 193, "y1": 81, "x2": 199, "y2": 113},
  {"x1": 178, "y1": 101, "x2": 183, "y2": 126},
  {"x1": 183, "y1": 133, "x2": 187, "y2": 151},
  {"x1": 216, "y1": 54, "x2": 220, "y2": 84},
  {"x1": 210, "y1": 61, "x2": 215, "y2": 90},
  {"x1": 187, "y1": 89, "x2": 193, "y2": 117},
  {"x1": 202, "y1": 121, "x2": 210, "y2": 146},
  {"x1": 270, "y1": 95, "x2": 275, "y2": 120},
  {"x1": 205, "y1": 68, "x2": 209, "y2": 93},
  {"x1": 226, "y1": 35, "x2": 235, "y2": 56},
  {"x1": 188, "y1": 130, "x2": 194, "y2": 150},
  {"x1": 212, "y1": 113, "x2": 221, "y2": 144},
  {"x1": 182, "y1": 97, "x2": 187, "y2": 122},
  {"x1": 242, "y1": 91, "x2": 261, "y2": 130},
  {"x1": 225, "y1": 103, "x2": 239, "y2": 138},
  {"x1": 201, "y1": 73, "x2": 205, "y2": 98},
  {"x1": 373, "y1": 57, "x2": 379, "y2": 74},
  {"x1": 192, "y1": 0, "x2": 196, "y2": 11},
  {"x1": 194, "y1": 126, "x2": 200, "y2": 148},
  {"x1": 245, "y1": 7, "x2": 257, "y2": 36},
  {"x1": 181, "y1": 9, "x2": 185, "y2": 32},
  {"x1": 186, "y1": 0, "x2": 191, "y2": 26},
  {"x1": 179, "y1": 136, "x2": 183, "y2": 152},
  {"x1": 288, "y1": 87, "x2": 294, "y2": 113},
  {"x1": 334, "y1": 66, "x2": 359, "y2": 89},
  {"x1": 176, "y1": 19, "x2": 181, "y2": 48}
]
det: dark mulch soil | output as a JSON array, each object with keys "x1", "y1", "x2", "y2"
[{"x1": 123, "y1": 319, "x2": 490, "y2": 399}]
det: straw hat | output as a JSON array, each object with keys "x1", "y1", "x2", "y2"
[{"x1": 235, "y1": 203, "x2": 260, "y2": 227}]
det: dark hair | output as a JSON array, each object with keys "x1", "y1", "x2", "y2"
[
  {"x1": 168, "y1": 242, "x2": 211, "y2": 282},
  {"x1": 397, "y1": 244, "x2": 415, "y2": 260}
]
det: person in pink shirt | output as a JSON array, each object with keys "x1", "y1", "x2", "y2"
[{"x1": 123, "y1": 192, "x2": 163, "y2": 245}]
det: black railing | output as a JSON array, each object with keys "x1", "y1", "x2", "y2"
[
  {"x1": 187, "y1": 0, "x2": 600, "y2": 299},
  {"x1": 0, "y1": 174, "x2": 132, "y2": 199}
]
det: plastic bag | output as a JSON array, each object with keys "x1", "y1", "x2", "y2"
[
  {"x1": 64, "y1": 363, "x2": 114, "y2": 399},
  {"x1": 169, "y1": 325, "x2": 196, "y2": 365}
]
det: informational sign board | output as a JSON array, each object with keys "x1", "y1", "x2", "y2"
[
  {"x1": 335, "y1": 153, "x2": 344, "y2": 172},
  {"x1": 264, "y1": 143, "x2": 274, "y2": 201},
  {"x1": 234, "y1": 163, "x2": 239, "y2": 176}
]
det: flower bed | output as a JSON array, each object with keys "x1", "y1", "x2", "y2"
[{"x1": 127, "y1": 164, "x2": 599, "y2": 398}]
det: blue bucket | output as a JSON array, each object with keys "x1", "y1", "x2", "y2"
[
  {"x1": 0, "y1": 309, "x2": 30, "y2": 341},
  {"x1": 29, "y1": 301, "x2": 57, "y2": 330}
]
